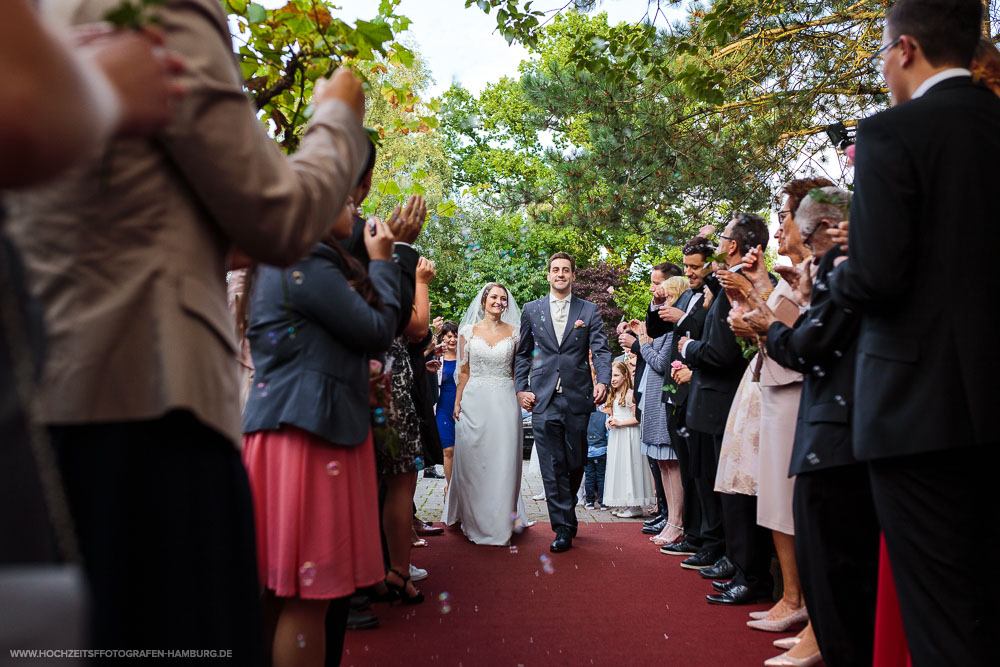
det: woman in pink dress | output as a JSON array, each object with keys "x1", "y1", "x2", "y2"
[{"x1": 241, "y1": 202, "x2": 402, "y2": 667}]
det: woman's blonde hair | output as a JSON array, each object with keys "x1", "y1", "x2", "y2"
[
  {"x1": 605, "y1": 360, "x2": 634, "y2": 409},
  {"x1": 664, "y1": 276, "x2": 690, "y2": 304}
]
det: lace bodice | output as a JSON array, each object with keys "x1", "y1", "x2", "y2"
[{"x1": 459, "y1": 325, "x2": 518, "y2": 389}]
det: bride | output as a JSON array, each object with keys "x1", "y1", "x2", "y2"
[{"x1": 442, "y1": 282, "x2": 530, "y2": 545}]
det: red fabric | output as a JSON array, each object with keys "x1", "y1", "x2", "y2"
[
  {"x1": 243, "y1": 426, "x2": 383, "y2": 599},
  {"x1": 873, "y1": 535, "x2": 912, "y2": 667},
  {"x1": 345, "y1": 522, "x2": 785, "y2": 665}
]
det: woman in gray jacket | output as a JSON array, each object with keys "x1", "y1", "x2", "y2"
[{"x1": 242, "y1": 203, "x2": 399, "y2": 667}]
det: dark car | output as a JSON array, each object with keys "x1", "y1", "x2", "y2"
[{"x1": 521, "y1": 408, "x2": 534, "y2": 460}]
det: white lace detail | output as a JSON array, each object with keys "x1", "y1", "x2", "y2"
[{"x1": 464, "y1": 334, "x2": 517, "y2": 390}]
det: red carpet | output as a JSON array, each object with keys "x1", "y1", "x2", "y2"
[{"x1": 343, "y1": 522, "x2": 796, "y2": 666}]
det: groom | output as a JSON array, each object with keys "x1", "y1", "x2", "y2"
[{"x1": 515, "y1": 252, "x2": 612, "y2": 552}]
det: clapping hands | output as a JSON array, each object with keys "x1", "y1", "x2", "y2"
[
  {"x1": 774, "y1": 259, "x2": 814, "y2": 307},
  {"x1": 387, "y1": 195, "x2": 427, "y2": 244},
  {"x1": 828, "y1": 220, "x2": 849, "y2": 252}
]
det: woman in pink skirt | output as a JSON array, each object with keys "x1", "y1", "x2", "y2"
[{"x1": 242, "y1": 201, "x2": 402, "y2": 667}]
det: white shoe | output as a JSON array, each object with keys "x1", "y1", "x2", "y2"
[
  {"x1": 409, "y1": 564, "x2": 427, "y2": 582},
  {"x1": 532, "y1": 492, "x2": 545, "y2": 501},
  {"x1": 617, "y1": 507, "x2": 643, "y2": 518}
]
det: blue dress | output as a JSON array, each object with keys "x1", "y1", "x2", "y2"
[{"x1": 436, "y1": 359, "x2": 457, "y2": 449}]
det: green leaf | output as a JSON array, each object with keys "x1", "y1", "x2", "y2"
[
  {"x1": 247, "y1": 2, "x2": 266, "y2": 24},
  {"x1": 355, "y1": 20, "x2": 393, "y2": 48}
]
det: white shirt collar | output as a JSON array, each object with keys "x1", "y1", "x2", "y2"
[
  {"x1": 911, "y1": 68, "x2": 971, "y2": 99},
  {"x1": 549, "y1": 293, "x2": 572, "y2": 304}
]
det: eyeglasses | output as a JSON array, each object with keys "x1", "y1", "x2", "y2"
[
  {"x1": 866, "y1": 37, "x2": 901, "y2": 67},
  {"x1": 777, "y1": 209, "x2": 792, "y2": 220},
  {"x1": 802, "y1": 220, "x2": 831, "y2": 246}
]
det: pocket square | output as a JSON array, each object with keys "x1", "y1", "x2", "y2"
[{"x1": 573, "y1": 319, "x2": 585, "y2": 328}]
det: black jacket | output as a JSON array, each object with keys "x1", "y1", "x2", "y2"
[
  {"x1": 341, "y1": 215, "x2": 417, "y2": 336},
  {"x1": 515, "y1": 296, "x2": 613, "y2": 415},
  {"x1": 243, "y1": 243, "x2": 401, "y2": 445},
  {"x1": 829, "y1": 77, "x2": 1000, "y2": 459},
  {"x1": 682, "y1": 271, "x2": 747, "y2": 435},
  {"x1": 766, "y1": 248, "x2": 860, "y2": 476}
]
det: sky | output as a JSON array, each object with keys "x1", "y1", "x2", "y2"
[{"x1": 309, "y1": 1, "x2": 689, "y2": 98}]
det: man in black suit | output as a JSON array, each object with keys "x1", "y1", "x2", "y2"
[
  {"x1": 746, "y1": 187, "x2": 880, "y2": 666},
  {"x1": 650, "y1": 240, "x2": 714, "y2": 557},
  {"x1": 678, "y1": 215, "x2": 773, "y2": 605},
  {"x1": 828, "y1": 1, "x2": 999, "y2": 662}
]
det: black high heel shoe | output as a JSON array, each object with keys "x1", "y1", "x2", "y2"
[{"x1": 384, "y1": 567, "x2": 424, "y2": 606}]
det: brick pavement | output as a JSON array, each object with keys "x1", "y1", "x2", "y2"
[{"x1": 414, "y1": 461, "x2": 656, "y2": 525}]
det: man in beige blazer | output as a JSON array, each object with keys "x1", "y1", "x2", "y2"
[{"x1": 5, "y1": 0, "x2": 370, "y2": 660}]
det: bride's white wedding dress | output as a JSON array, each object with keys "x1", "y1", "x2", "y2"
[{"x1": 442, "y1": 325, "x2": 529, "y2": 545}]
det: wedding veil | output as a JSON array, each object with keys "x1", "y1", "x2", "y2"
[{"x1": 455, "y1": 283, "x2": 521, "y2": 376}]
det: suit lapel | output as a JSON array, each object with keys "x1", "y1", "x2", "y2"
[
  {"x1": 539, "y1": 298, "x2": 559, "y2": 348},
  {"x1": 561, "y1": 297, "x2": 585, "y2": 350}
]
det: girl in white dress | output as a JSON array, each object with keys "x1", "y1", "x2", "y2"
[
  {"x1": 442, "y1": 283, "x2": 530, "y2": 545},
  {"x1": 602, "y1": 361, "x2": 655, "y2": 518}
]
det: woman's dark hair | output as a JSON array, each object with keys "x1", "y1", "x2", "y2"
[
  {"x1": 886, "y1": 0, "x2": 983, "y2": 68},
  {"x1": 358, "y1": 137, "x2": 377, "y2": 186},
  {"x1": 328, "y1": 242, "x2": 383, "y2": 310},
  {"x1": 480, "y1": 282, "x2": 510, "y2": 311},
  {"x1": 781, "y1": 177, "x2": 835, "y2": 217},
  {"x1": 437, "y1": 321, "x2": 459, "y2": 342}
]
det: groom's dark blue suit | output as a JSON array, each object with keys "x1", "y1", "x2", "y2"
[{"x1": 515, "y1": 295, "x2": 612, "y2": 536}]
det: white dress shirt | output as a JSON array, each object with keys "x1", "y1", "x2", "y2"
[{"x1": 549, "y1": 293, "x2": 572, "y2": 345}]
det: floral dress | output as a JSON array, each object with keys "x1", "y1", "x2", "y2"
[{"x1": 374, "y1": 337, "x2": 423, "y2": 476}]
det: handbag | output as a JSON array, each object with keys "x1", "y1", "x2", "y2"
[{"x1": 0, "y1": 235, "x2": 88, "y2": 662}]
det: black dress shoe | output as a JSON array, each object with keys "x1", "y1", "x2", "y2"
[
  {"x1": 643, "y1": 514, "x2": 666, "y2": 528},
  {"x1": 680, "y1": 549, "x2": 721, "y2": 569},
  {"x1": 711, "y1": 580, "x2": 734, "y2": 593},
  {"x1": 550, "y1": 528, "x2": 572, "y2": 553},
  {"x1": 699, "y1": 556, "x2": 736, "y2": 580},
  {"x1": 706, "y1": 584, "x2": 769, "y2": 606},
  {"x1": 641, "y1": 518, "x2": 668, "y2": 535},
  {"x1": 659, "y1": 540, "x2": 698, "y2": 556},
  {"x1": 345, "y1": 609, "x2": 379, "y2": 630}
]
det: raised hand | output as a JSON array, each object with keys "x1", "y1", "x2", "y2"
[
  {"x1": 740, "y1": 245, "x2": 770, "y2": 287},
  {"x1": 392, "y1": 195, "x2": 426, "y2": 244},
  {"x1": 717, "y1": 269, "x2": 753, "y2": 300},
  {"x1": 363, "y1": 216, "x2": 395, "y2": 261},
  {"x1": 416, "y1": 256, "x2": 435, "y2": 285},
  {"x1": 828, "y1": 220, "x2": 849, "y2": 252},
  {"x1": 775, "y1": 259, "x2": 814, "y2": 306},
  {"x1": 618, "y1": 332, "x2": 637, "y2": 349},
  {"x1": 742, "y1": 305, "x2": 777, "y2": 335},
  {"x1": 314, "y1": 67, "x2": 365, "y2": 120},
  {"x1": 83, "y1": 27, "x2": 186, "y2": 136},
  {"x1": 726, "y1": 305, "x2": 756, "y2": 339},
  {"x1": 658, "y1": 305, "x2": 685, "y2": 323},
  {"x1": 651, "y1": 283, "x2": 668, "y2": 305}
]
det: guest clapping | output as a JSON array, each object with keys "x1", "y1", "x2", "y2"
[
  {"x1": 5, "y1": 0, "x2": 371, "y2": 656},
  {"x1": 243, "y1": 205, "x2": 400, "y2": 666}
]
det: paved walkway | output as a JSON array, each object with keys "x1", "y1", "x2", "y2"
[{"x1": 414, "y1": 461, "x2": 656, "y2": 525}]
